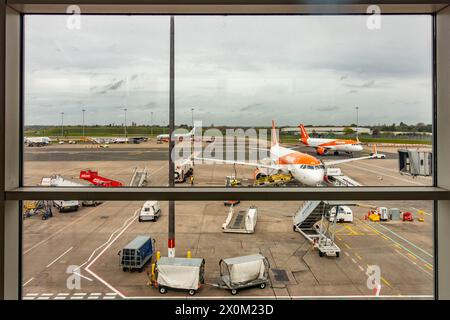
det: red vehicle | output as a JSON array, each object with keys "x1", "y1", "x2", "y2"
[
  {"x1": 402, "y1": 211, "x2": 414, "y2": 222},
  {"x1": 79, "y1": 170, "x2": 123, "y2": 187}
]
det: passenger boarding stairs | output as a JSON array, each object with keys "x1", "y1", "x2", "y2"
[
  {"x1": 293, "y1": 201, "x2": 328, "y2": 237},
  {"x1": 130, "y1": 167, "x2": 149, "y2": 187},
  {"x1": 293, "y1": 201, "x2": 339, "y2": 257}
]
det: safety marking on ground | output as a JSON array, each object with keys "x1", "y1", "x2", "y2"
[
  {"x1": 355, "y1": 253, "x2": 363, "y2": 261},
  {"x1": 46, "y1": 246, "x2": 73, "y2": 268},
  {"x1": 22, "y1": 278, "x2": 34, "y2": 287},
  {"x1": 394, "y1": 249, "x2": 433, "y2": 278},
  {"x1": 360, "y1": 220, "x2": 433, "y2": 267},
  {"x1": 21, "y1": 292, "x2": 120, "y2": 300}
]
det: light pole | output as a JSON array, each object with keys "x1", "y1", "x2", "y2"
[
  {"x1": 82, "y1": 109, "x2": 86, "y2": 140},
  {"x1": 61, "y1": 112, "x2": 64, "y2": 138},
  {"x1": 191, "y1": 107, "x2": 195, "y2": 129},
  {"x1": 124, "y1": 108, "x2": 128, "y2": 141},
  {"x1": 355, "y1": 106, "x2": 359, "y2": 139},
  {"x1": 150, "y1": 111, "x2": 154, "y2": 138}
]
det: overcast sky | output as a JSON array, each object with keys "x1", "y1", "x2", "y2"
[{"x1": 24, "y1": 15, "x2": 432, "y2": 127}]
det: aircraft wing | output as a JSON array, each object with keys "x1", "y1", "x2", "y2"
[
  {"x1": 324, "y1": 154, "x2": 375, "y2": 167},
  {"x1": 193, "y1": 156, "x2": 281, "y2": 170}
]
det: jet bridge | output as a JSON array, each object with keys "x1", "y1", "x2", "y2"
[
  {"x1": 130, "y1": 167, "x2": 149, "y2": 187},
  {"x1": 293, "y1": 201, "x2": 357, "y2": 257}
]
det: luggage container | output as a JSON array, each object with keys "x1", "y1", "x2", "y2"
[
  {"x1": 389, "y1": 208, "x2": 401, "y2": 220},
  {"x1": 215, "y1": 254, "x2": 270, "y2": 295},
  {"x1": 119, "y1": 235, "x2": 155, "y2": 272},
  {"x1": 154, "y1": 257, "x2": 205, "y2": 296}
]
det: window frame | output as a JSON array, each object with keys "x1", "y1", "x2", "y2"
[{"x1": 1, "y1": 0, "x2": 450, "y2": 300}]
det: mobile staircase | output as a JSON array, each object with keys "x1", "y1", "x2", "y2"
[
  {"x1": 293, "y1": 201, "x2": 355, "y2": 257},
  {"x1": 130, "y1": 167, "x2": 149, "y2": 187}
]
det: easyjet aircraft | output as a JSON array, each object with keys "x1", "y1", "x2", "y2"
[
  {"x1": 299, "y1": 124, "x2": 363, "y2": 156},
  {"x1": 195, "y1": 121, "x2": 374, "y2": 186}
]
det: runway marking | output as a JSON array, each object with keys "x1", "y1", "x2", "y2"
[
  {"x1": 358, "y1": 265, "x2": 365, "y2": 272},
  {"x1": 23, "y1": 278, "x2": 34, "y2": 287},
  {"x1": 87, "y1": 296, "x2": 99, "y2": 300},
  {"x1": 73, "y1": 271, "x2": 93, "y2": 282},
  {"x1": 90, "y1": 293, "x2": 102, "y2": 296},
  {"x1": 57, "y1": 293, "x2": 69, "y2": 296},
  {"x1": 37, "y1": 296, "x2": 50, "y2": 300},
  {"x1": 74, "y1": 292, "x2": 86, "y2": 296},
  {"x1": 24, "y1": 205, "x2": 104, "y2": 255},
  {"x1": 424, "y1": 264, "x2": 433, "y2": 271},
  {"x1": 54, "y1": 296, "x2": 67, "y2": 300},
  {"x1": 361, "y1": 221, "x2": 432, "y2": 266},
  {"x1": 340, "y1": 162, "x2": 427, "y2": 186},
  {"x1": 106, "y1": 292, "x2": 117, "y2": 296},
  {"x1": 102, "y1": 296, "x2": 117, "y2": 300},
  {"x1": 344, "y1": 252, "x2": 350, "y2": 257},
  {"x1": 25, "y1": 293, "x2": 38, "y2": 296},
  {"x1": 351, "y1": 258, "x2": 357, "y2": 264},
  {"x1": 344, "y1": 243, "x2": 351, "y2": 249},
  {"x1": 381, "y1": 277, "x2": 392, "y2": 287},
  {"x1": 373, "y1": 223, "x2": 432, "y2": 258},
  {"x1": 356, "y1": 254, "x2": 363, "y2": 261},
  {"x1": 23, "y1": 297, "x2": 35, "y2": 300},
  {"x1": 41, "y1": 293, "x2": 53, "y2": 296},
  {"x1": 84, "y1": 210, "x2": 139, "y2": 299},
  {"x1": 394, "y1": 249, "x2": 433, "y2": 277},
  {"x1": 358, "y1": 161, "x2": 432, "y2": 182},
  {"x1": 70, "y1": 296, "x2": 84, "y2": 300},
  {"x1": 46, "y1": 246, "x2": 73, "y2": 268},
  {"x1": 411, "y1": 207, "x2": 432, "y2": 216}
]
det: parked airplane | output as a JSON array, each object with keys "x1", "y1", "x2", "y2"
[
  {"x1": 299, "y1": 124, "x2": 363, "y2": 156},
  {"x1": 24, "y1": 136, "x2": 50, "y2": 147},
  {"x1": 157, "y1": 127, "x2": 197, "y2": 143},
  {"x1": 195, "y1": 121, "x2": 374, "y2": 187}
]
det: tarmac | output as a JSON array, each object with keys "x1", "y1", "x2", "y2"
[{"x1": 22, "y1": 140, "x2": 434, "y2": 299}]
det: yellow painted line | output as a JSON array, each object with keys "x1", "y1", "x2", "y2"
[
  {"x1": 355, "y1": 253, "x2": 363, "y2": 261},
  {"x1": 407, "y1": 253, "x2": 417, "y2": 260},
  {"x1": 394, "y1": 244, "x2": 402, "y2": 249},
  {"x1": 344, "y1": 243, "x2": 351, "y2": 249},
  {"x1": 381, "y1": 277, "x2": 391, "y2": 287},
  {"x1": 336, "y1": 236, "x2": 342, "y2": 241},
  {"x1": 424, "y1": 264, "x2": 434, "y2": 271}
]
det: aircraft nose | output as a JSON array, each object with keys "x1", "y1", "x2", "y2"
[{"x1": 304, "y1": 169, "x2": 325, "y2": 186}]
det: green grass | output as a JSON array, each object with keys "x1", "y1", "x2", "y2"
[{"x1": 24, "y1": 126, "x2": 168, "y2": 138}]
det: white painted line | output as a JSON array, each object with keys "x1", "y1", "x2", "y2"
[
  {"x1": 340, "y1": 162, "x2": 426, "y2": 186},
  {"x1": 41, "y1": 293, "x2": 53, "y2": 296},
  {"x1": 73, "y1": 271, "x2": 93, "y2": 282},
  {"x1": 106, "y1": 293, "x2": 117, "y2": 296},
  {"x1": 358, "y1": 265, "x2": 365, "y2": 272},
  {"x1": 90, "y1": 293, "x2": 102, "y2": 296},
  {"x1": 37, "y1": 297, "x2": 50, "y2": 300},
  {"x1": 394, "y1": 249, "x2": 433, "y2": 278},
  {"x1": 88, "y1": 296, "x2": 99, "y2": 300},
  {"x1": 24, "y1": 205, "x2": 104, "y2": 255},
  {"x1": 351, "y1": 258, "x2": 357, "y2": 264},
  {"x1": 25, "y1": 293, "x2": 38, "y2": 297},
  {"x1": 70, "y1": 296, "x2": 84, "y2": 300},
  {"x1": 84, "y1": 211, "x2": 138, "y2": 299},
  {"x1": 73, "y1": 292, "x2": 87, "y2": 296},
  {"x1": 102, "y1": 296, "x2": 117, "y2": 300},
  {"x1": 376, "y1": 223, "x2": 433, "y2": 258},
  {"x1": 23, "y1": 278, "x2": 35, "y2": 287},
  {"x1": 344, "y1": 252, "x2": 349, "y2": 257},
  {"x1": 23, "y1": 297, "x2": 35, "y2": 300},
  {"x1": 57, "y1": 293, "x2": 69, "y2": 296},
  {"x1": 54, "y1": 296, "x2": 67, "y2": 300},
  {"x1": 46, "y1": 246, "x2": 73, "y2": 268}
]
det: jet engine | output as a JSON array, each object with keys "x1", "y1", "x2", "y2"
[{"x1": 316, "y1": 147, "x2": 327, "y2": 155}]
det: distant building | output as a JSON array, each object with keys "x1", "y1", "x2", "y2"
[{"x1": 281, "y1": 126, "x2": 372, "y2": 135}]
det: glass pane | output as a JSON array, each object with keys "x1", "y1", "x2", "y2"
[
  {"x1": 174, "y1": 15, "x2": 433, "y2": 188},
  {"x1": 23, "y1": 15, "x2": 170, "y2": 187},
  {"x1": 22, "y1": 199, "x2": 433, "y2": 299}
]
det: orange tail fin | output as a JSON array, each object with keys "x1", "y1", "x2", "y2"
[{"x1": 299, "y1": 124, "x2": 309, "y2": 145}]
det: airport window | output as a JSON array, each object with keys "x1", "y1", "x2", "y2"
[{"x1": 13, "y1": 11, "x2": 441, "y2": 301}]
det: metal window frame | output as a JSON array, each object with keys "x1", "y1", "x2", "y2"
[{"x1": 2, "y1": 0, "x2": 450, "y2": 300}]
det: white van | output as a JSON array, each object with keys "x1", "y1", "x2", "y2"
[
  {"x1": 329, "y1": 206, "x2": 353, "y2": 223},
  {"x1": 53, "y1": 200, "x2": 80, "y2": 212},
  {"x1": 139, "y1": 201, "x2": 161, "y2": 222}
]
